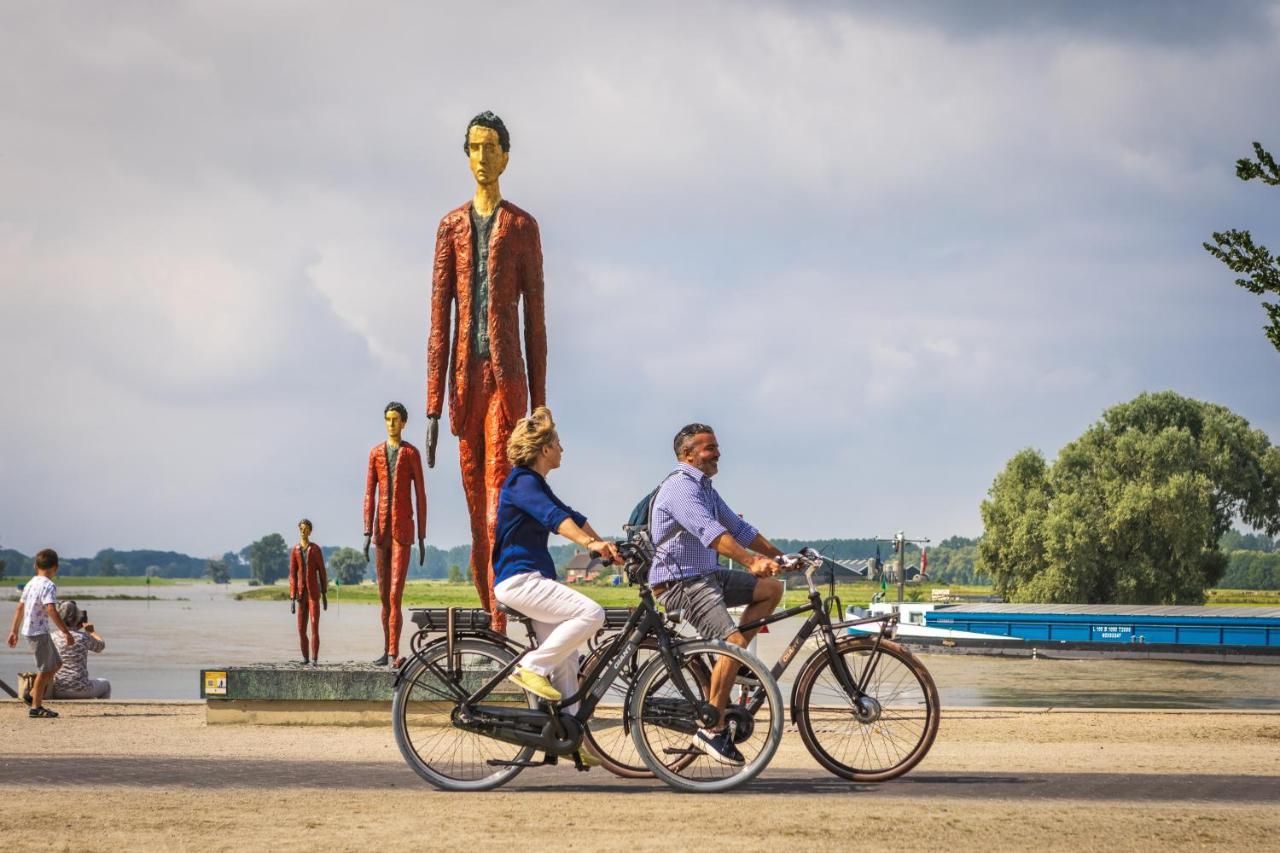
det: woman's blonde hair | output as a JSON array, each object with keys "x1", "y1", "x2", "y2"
[{"x1": 507, "y1": 406, "x2": 557, "y2": 467}]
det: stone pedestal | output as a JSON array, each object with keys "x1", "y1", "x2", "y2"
[{"x1": 201, "y1": 663, "x2": 396, "y2": 726}]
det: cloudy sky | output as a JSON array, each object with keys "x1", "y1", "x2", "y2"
[{"x1": 3, "y1": 1, "x2": 1280, "y2": 559}]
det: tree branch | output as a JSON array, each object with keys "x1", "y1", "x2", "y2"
[{"x1": 1237, "y1": 141, "x2": 1280, "y2": 186}]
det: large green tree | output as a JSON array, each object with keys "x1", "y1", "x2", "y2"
[
  {"x1": 978, "y1": 392, "x2": 1280, "y2": 604},
  {"x1": 246, "y1": 534, "x2": 289, "y2": 586},
  {"x1": 1204, "y1": 142, "x2": 1280, "y2": 352},
  {"x1": 206, "y1": 558, "x2": 230, "y2": 584},
  {"x1": 328, "y1": 547, "x2": 366, "y2": 586}
]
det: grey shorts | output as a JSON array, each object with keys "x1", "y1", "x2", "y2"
[
  {"x1": 657, "y1": 569, "x2": 759, "y2": 640},
  {"x1": 26, "y1": 633, "x2": 61, "y2": 673}
]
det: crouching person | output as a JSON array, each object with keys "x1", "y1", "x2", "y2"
[{"x1": 51, "y1": 601, "x2": 111, "y2": 700}]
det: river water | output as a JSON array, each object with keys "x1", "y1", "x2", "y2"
[{"x1": 4, "y1": 582, "x2": 1279, "y2": 707}]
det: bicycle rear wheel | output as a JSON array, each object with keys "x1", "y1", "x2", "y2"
[
  {"x1": 392, "y1": 638, "x2": 537, "y2": 791},
  {"x1": 629, "y1": 639, "x2": 783, "y2": 793},
  {"x1": 578, "y1": 637, "x2": 710, "y2": 779},
  {"x1": 794, "y1": 637, "x2": 940, "y2": 782}
]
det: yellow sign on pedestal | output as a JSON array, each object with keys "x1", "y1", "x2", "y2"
[{"x1": 204, "y1": 671, "x2": 227, "y2": 697}]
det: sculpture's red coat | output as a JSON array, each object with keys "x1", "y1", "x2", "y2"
[
  {"x1": 289, "y1": 542, "x2": 327, "y2": 660},
  {"x1": 288, "y1": 542, "x2": 328, "y2": 599},
  {"x1": 426, "y1": 200, "x2": 547, "y2": 431},
  {"x1": 426, "y1": 199, "x2": 547, "y2": 631},
  {"x1": 363, "y1": 441, "x2": 427, "y2": 545}
]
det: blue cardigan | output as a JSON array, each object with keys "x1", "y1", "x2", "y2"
[{"x1": 492, "y1": 467, "x2": 587, "y2": 586}]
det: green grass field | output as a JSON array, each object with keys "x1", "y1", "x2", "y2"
[
  {"x1": 235, "y1": 579, "x2": 1000, "y2": 610},
  {"x1": 10, "y1": 574, "x2": 1274, "y2": 607},
  {"x1": 3, "y1": 575, "x2": 181, "y2": 587},
  {"x1": 1205, "y1": 588, "x2": 1280, "y2": 606},
  {"x1": 234, "y1": 579, "x2": 1280, "y2": 609}
]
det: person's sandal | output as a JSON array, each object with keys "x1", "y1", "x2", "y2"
[
  {"x1": 29, "y1": 706, "x2": 59, "y2": 719},
  {"x1": 21, "y1": 689, "x2": 32, "y2": 707}
]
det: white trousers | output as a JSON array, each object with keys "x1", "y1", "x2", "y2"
[{"x1": 495, "y1": 571, "x2": 605, "y2": 710}]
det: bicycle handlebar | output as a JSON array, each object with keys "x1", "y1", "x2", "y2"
[{"x1": 777, "y1": 547, "x2": 825, "y2": 594}]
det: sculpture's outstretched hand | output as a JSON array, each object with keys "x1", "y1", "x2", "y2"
[
  {"x1": 363, "y1": 534, "x2": 372, "y2": 563},
  {"x1": 426, "y1": 415, "x2": 439, "y2": 469},
  {"x1": 418, "y1": 538, "x2": 426, "y2": 566},
  {"x1": 290, "y1": 598, "x2": 296, "y2": 615},
  {"x1": 322, "y1": 594, "x2": 328, "y2": 611}
]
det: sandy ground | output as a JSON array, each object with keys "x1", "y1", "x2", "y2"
[{"x1": 1, "y1": 703, "x2": 1278, "y2": 852}]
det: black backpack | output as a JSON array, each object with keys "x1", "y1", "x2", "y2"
[{"x1": 622, "y1": 473, "x2": 681, "y2": 582}]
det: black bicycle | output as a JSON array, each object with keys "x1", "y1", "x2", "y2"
[
  {"x1": 581, "y1": 548, "x2": 940, "y2": 782},
  {"x1": 390, "y1": 542, "x2": 785, "y2": 793},
  {"x1": 751, "y1": 548, "x2": 939, "y2": 781}
]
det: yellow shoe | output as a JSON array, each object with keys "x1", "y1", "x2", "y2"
[
  {"x1": 578, "y1": 748, "x2": 601, "y2": 769},
  {"x1": 509, "y1": 667, "x2": 562, "y2": 702}
]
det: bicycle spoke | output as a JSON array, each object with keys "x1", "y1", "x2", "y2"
[
  {"x1": 795, "y1": 640, "x2": 939, "y2": 782},
  {"x1": 393, "y1": 641, "x2": 536, "y2": 790},
  {"x1": 631, "y1": 641, "x2": 783, "y2": 793}
]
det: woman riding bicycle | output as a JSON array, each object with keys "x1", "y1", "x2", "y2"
[{"x1": 493, "y1": 407, "x2": 621, "y2": 708}]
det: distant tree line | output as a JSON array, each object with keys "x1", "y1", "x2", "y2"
[{"x1": 3, "y1": 519, "x2": 1276, "y2": 593}]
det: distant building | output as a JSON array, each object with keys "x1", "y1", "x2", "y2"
[
  {"x1": 782, "y1": 558, "x2": 869, "y2": 587},
  {"x1": 882, "y1": 564, "x2": 924, "y2": 584},
  {"x1": 564, "y1": 551, "x2": 608, "y2": 584}
]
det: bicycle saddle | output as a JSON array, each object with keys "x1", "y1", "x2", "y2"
[{"x1": 496, "y1": 602, "x2": 535, "y2": 623}]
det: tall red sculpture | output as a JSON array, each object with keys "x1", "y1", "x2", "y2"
[
  {"x1": 364, "y1": 402, "x2": 427, "y2": 666},
  {"x1": 288, "y1": 518, "x2": 327, "y2": 665},
  {"x1": 426, "y1": 111, "x2": 546, "y2": 633}
]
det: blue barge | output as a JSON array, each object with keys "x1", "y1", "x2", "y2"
[
  {"x1": 847, "y1": 602, "x2": 1280, "y2": 664},
  {"x1": 928, "y1": 603, "x2": 1280, "y2": 647}
]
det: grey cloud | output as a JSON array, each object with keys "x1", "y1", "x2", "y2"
[
  {"x1": 2, "y1": 3, "x2": 1279, "y2": 556},
  {"x1": 800, "y1": 0, "x2": 1280, "y2": 46}
]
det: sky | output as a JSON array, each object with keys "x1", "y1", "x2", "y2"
[{"x1": 3, "y1": 1, "x2": 1280, "y2": 559}]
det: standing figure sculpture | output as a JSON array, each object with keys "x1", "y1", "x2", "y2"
[
  {"x1": 426, "y1": 111, "x2": 547, "y2": 633},
  {"x1": 289, "y1": 518, "x2": 328, "y2": 666},
  {"x1": 364, "y1": 402, "x2": 427, "y2": 666}
]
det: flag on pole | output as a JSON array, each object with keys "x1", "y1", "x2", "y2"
[{"x1": 921, "y1": 546, "x2": 928, "y2": 579}]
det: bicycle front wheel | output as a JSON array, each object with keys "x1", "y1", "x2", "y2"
[
  {"x1": 578, "y1": 637, "x2": 711, "y2": 779},
  {"x1": 794, "y1": 637, "x2": 940, "y2": 782},
  {"x1": 392, "y1": 638, "x2": 537, "y2": 791},
  {"x1": 629, "y1": 638, "x2": 783, "y2": 793}
]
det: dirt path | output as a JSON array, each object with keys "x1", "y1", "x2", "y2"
[{"x1": 2, "y1": 703, "x2": 1278, "y2": 851}]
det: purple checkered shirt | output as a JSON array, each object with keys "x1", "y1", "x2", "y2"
[{"x1": 647, "y1": 462, "x2": 760, "y2": 586}]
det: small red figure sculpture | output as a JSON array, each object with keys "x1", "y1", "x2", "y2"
[
  {"x1": 426, "y1": 111, "x2": 546, "y2": 633},
  {"x1": 364, "y1": 401, "x2": 427, "y2": 666},
  {"x1": 288, "y1": 518, "x2": 327, "y2": 665}
]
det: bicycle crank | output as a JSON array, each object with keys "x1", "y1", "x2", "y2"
[{"x1": 722, "y1": 707, "x2": 756, "y2": 744}]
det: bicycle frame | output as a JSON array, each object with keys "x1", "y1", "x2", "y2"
[
  {"x1": 732, "y1": 565, "x2": 901, "y2": 716},
  {"x1": 414, "y1": 585, "x2": 715, "y2": 757}
]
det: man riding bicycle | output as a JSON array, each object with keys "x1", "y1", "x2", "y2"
[{"x1": 649, "y1": 423, "x2": 785, "y2": 765}]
